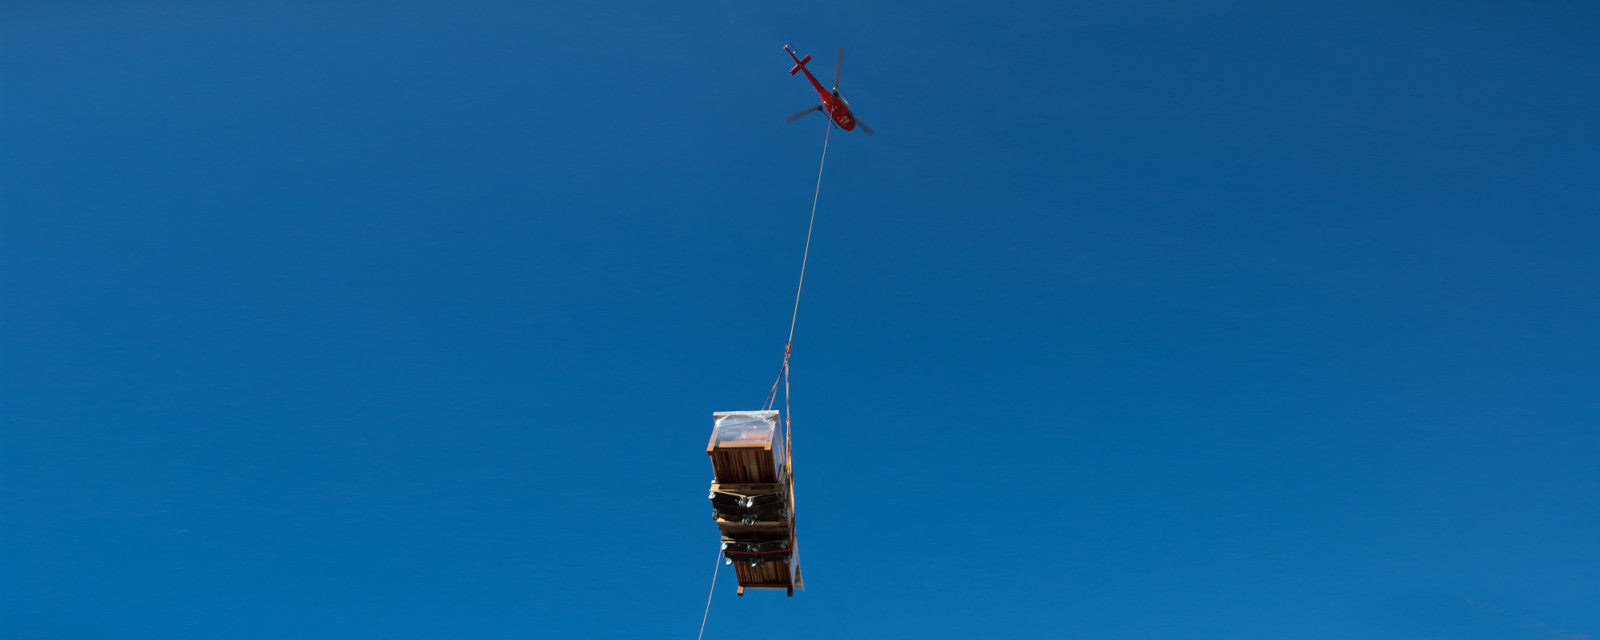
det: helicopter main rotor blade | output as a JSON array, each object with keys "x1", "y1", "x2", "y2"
[
  {"x1": 833, "y1": 47, "x2": 844, "y2": 91},
  {"x1": 855, "y1": 119, "x2": 874, "y2": 136},
  {"x1": 786, "y1": 105, "x2": 823, "y2": 124}
]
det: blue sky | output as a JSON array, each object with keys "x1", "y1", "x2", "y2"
[{"x1": 4, "y1": 1, "x2": 1598, "y2": 638}]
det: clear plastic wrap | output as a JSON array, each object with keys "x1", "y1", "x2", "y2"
[{"x1": 710, "y1": 410, "x2": 780, "y2": 447}]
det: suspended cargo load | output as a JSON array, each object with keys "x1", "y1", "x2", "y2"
[{"x1": 707, "y1": 410, "x2": 802, "y2": 596}]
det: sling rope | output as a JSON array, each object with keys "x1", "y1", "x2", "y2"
[
  {"x1": 782, "y1": 354, "x2": 792, "y2": 447},
  {"x1": 762, "y1": 359, "x2": 784, "y2": 411},
  {"x1": 695, "y1": 544, "x2": 722, "y2": 640}
]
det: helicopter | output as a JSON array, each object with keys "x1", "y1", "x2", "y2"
[{"x1": 783, "y1": 44, "x2": 874, "y2": 136}]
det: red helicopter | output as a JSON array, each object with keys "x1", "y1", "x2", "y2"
[{"x1": 783, "y1": 44, "x2": 874, "y2": 136}]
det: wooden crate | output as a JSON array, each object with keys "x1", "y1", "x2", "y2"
[
  {"x1": 722, "y1": 525, "x2": 800, "y2": 596},
  {"x1": 731, "y1": 556, "x2": 794, "y2": 594},
  {"x1": 707, "y1": 411, "x2": 786, "y2": 484}
]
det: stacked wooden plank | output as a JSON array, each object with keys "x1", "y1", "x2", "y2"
[{"x1": 707, "y1": 410, "x2": 802, "y2": 596}]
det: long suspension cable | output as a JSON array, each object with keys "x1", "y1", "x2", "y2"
[
  {"x1": 786, "y1": 119, "x2": 832, "y2": 347},
  {"x1": 709, "y1": 113, "x2": 828, "y2": 636},
  {"x1": 695, "y1": 545, "x2": 722, "y2": 640}
]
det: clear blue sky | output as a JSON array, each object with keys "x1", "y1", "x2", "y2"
[{"x1": 4, "y1": 1, "x2": 1598, "y2": 638}]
